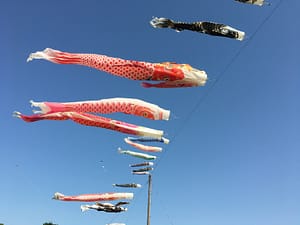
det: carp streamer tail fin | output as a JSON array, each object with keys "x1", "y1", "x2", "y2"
[
  {"x1": 80, "y1": 205, "x2": 90, "y2": 212},
  {"x1": 150, "y1": 17, "x2": 175, "y2": 29},
  {"x1": 27, "y1": 48, "x2": 81, "y2": 64},
  {"x1": 53, "y1": 192, "x2": 65, "y2": 200}
]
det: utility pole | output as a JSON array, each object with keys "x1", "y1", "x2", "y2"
[{"x1": 147, "y1": 174, "x2": 152, "y2": 225}]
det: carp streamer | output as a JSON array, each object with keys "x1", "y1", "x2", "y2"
[{"x1": 27, "y1": 48, "x2": 207, "y2": 88}]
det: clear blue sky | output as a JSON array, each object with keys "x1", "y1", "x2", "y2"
[{"x1": 1, "y1": 0, "x2": 299, "y2": 225}]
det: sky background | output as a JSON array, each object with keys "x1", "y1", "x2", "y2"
[{"x1": 1, "y1": 0, "x2": 299, "y2": 225}]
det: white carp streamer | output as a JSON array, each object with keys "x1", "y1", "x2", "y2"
[{"x1": 118, "y1": 148, "x2": 156, "y2": 160}]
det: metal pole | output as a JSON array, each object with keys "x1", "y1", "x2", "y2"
[{"x1": 147, "y1": 174, "x2": 152, "y2": 225}]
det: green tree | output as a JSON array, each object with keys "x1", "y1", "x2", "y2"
[{"x1": 43, "y1": 222, "x2": 58, "y2": 225}]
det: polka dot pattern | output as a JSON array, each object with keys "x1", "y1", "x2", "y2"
[
  {"x1": 70, "y1": 112, "x2": 140, "y2": 136},
  {"x1": 37, "y1": 49, "x2": 200, "y2": 87},
  {"x1": 18, "y1": 108, "x2": 162, "y2": 137},
  {"x1": 79, "y1": 54, "x2": 155, "y2": 80},
  {"x1": 61, "y1": 99, "x2": 164, "y2": 120}
]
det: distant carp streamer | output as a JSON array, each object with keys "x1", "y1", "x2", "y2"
[
  {"x1": 113, "y1": 183, "x2": 142, "y2": 188},
  {"x1": 81, "y1": 202, "x2": 129, "y2": 213},
  {"x1": 53, "y1": 192, "x2": 133, "y2": 202},
  {"x1": 150, "y1": 17, "x2": 245, "y2": 41},
  {"x1": 130, "y1": 162, "x2": 154, "y2": 167},
  {"x1": 27, "y1": 48, "x2": 207, "y2": 88},
  {"x1": 124, "y1": 137, "x2": 162, "y2": 152},
  {"x1": 118, "y1": 148, "x2": 157, "y2": 160},
  {"x1": 235, "y1": 0, "x2": 269, "y2": 6},
  {"x1": 132, "y1": 167, "x2": 153, "y2": 173},
  {"x1": 13, "y1": 98, "x2": 169, "y2": 138},
  {"x1": 126, "y1": 136, "x2": 169, "y2": 144}
]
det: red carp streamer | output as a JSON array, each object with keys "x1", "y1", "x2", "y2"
[
  {"x1": 29, "y1": 97, "x2": 170, "y2": 121},
  {"x1": 13, "y1": 98, "x2": 169, "y2": 137},
  {"x1": 27, "y1": 48, "x2": 207, "y2": 88},
  {"x1": 13, "y1": 111, "x2": 164, "y2": 138},
  {"x1": 53, "y1": 192, "x2": 133, "y2": 202}
]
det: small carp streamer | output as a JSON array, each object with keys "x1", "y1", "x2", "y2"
[
  {"x1": 132, "y1": 167, "x2": 153, "y2": 173},
  {"x1": 13, "y1": 98, "x2": 169, "y2": 138},
  {"x1": 118, "y1": 148, "x2": 156, "y2": 160},
  {"x1": 235, "y1": 0, "x2": 269, "y2": 6},
  {"x1": 107, "y1": 223, "x2": 126, "y2": 225},
  {"x1": 129, "y1": 162, "x2": 154, "y2": 167},
  {"x1": 124, "y1": 137, "x2": 162, "y2": 152},
  {"x1": 113, "y1": 183, "x2": 142, "y2": 188},
  {"x1": 81, "y1": 202, "x2": 129, "y2": 213},
  {"x1": 132, "y1": 171, "x2": 150, "y2": 175},
  {"x1": 29, "y1": 98, "x2": 170, "y2": 121},
  {"x1": 52, "y1": 192, "x2": 133, "y2": 202},
  {"x1": 150, "y1": 17, "x2": 245, "y2": 41},
  {"x1": 126, "y1": 136, "x2": 169, "y2": 144},
  {"x1": 27, "y1": 48, "x2": 207, "y2": 88}
]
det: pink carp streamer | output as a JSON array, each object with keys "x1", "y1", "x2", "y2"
[
  {"x1": 124, "y1": 137, "x2": 162, "y2": 152},
  {"x1": 13, "y1": 111, "x2": 163, "y2": 138},
  {"x1": 27, "y1": 48, "x2": 207, "y2": 88},
  {"x1": 53, "y1": 192, "x2": 133, "y2": 202},
  {"x1": 30, "y1": 97, "x2": 170, "y2": 120}
]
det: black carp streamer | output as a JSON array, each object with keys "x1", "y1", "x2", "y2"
[{"x1": 150, "y1": 17, "x2": 245, "y2": 41}]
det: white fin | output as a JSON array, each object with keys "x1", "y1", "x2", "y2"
[
  {"x1": 52, "y1": 192, "x2": 64, "y2": 200},
  {"x1": 80, "y1": 205, "x2": 90, "y2": 212}
]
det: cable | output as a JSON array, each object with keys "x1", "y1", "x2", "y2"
[
  {"x1": 153, "y1": 0, "x2": 284, "y2": 171},
  {"x1": 148, "y1": 3, "x2": 285, "y2": 225}
]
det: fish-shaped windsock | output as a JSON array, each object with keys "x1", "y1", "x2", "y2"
[
  {"x1": 130, "y1": 162, "x2": 154, "y2": 167},
  {"x1": 13, "y1": 111, "x2": 164, "y2": 138},
  {"x1": 113, "y1": 183, "x2": 142, "y2": 188},
  {"x1": 118, "y1": 148, "x2": 156, "y2": 160},
  {"x1": 27, "y1": 48, "x2": 207, "y2": 88},
  {"x1": 14, "y1": 98, "x2": 168, "y2": 137},
  {"x1": 107, "y1": 223, "x2": 126, "y2": 225},
  {"x1": 81, "y1": 202, "x2": 129, "y2": 213},
  {"x1": 235, "y1": 0, "x2": 269, "y2": 6},
  {"x1": 150, "y1": 17, "x2": 245, "y2": 41},
  {"x1": 127, "y1": 136, "x2": 169, "y2": 144},
  {"x1": 30, "y1": 98, "x2": 170, "y2": 121},
  {"x1": 132, "y1": 167, "x2": 153, "y2": 173},
  {"x1": 52, "y1": 192, "x2": 133, "y2": 202},
  {"x1": 124, "y1": 138, "x2": 162, "y2": 152},
  {"x1": 132, "y1": 171, "x2": 150, "y2": 175}
]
